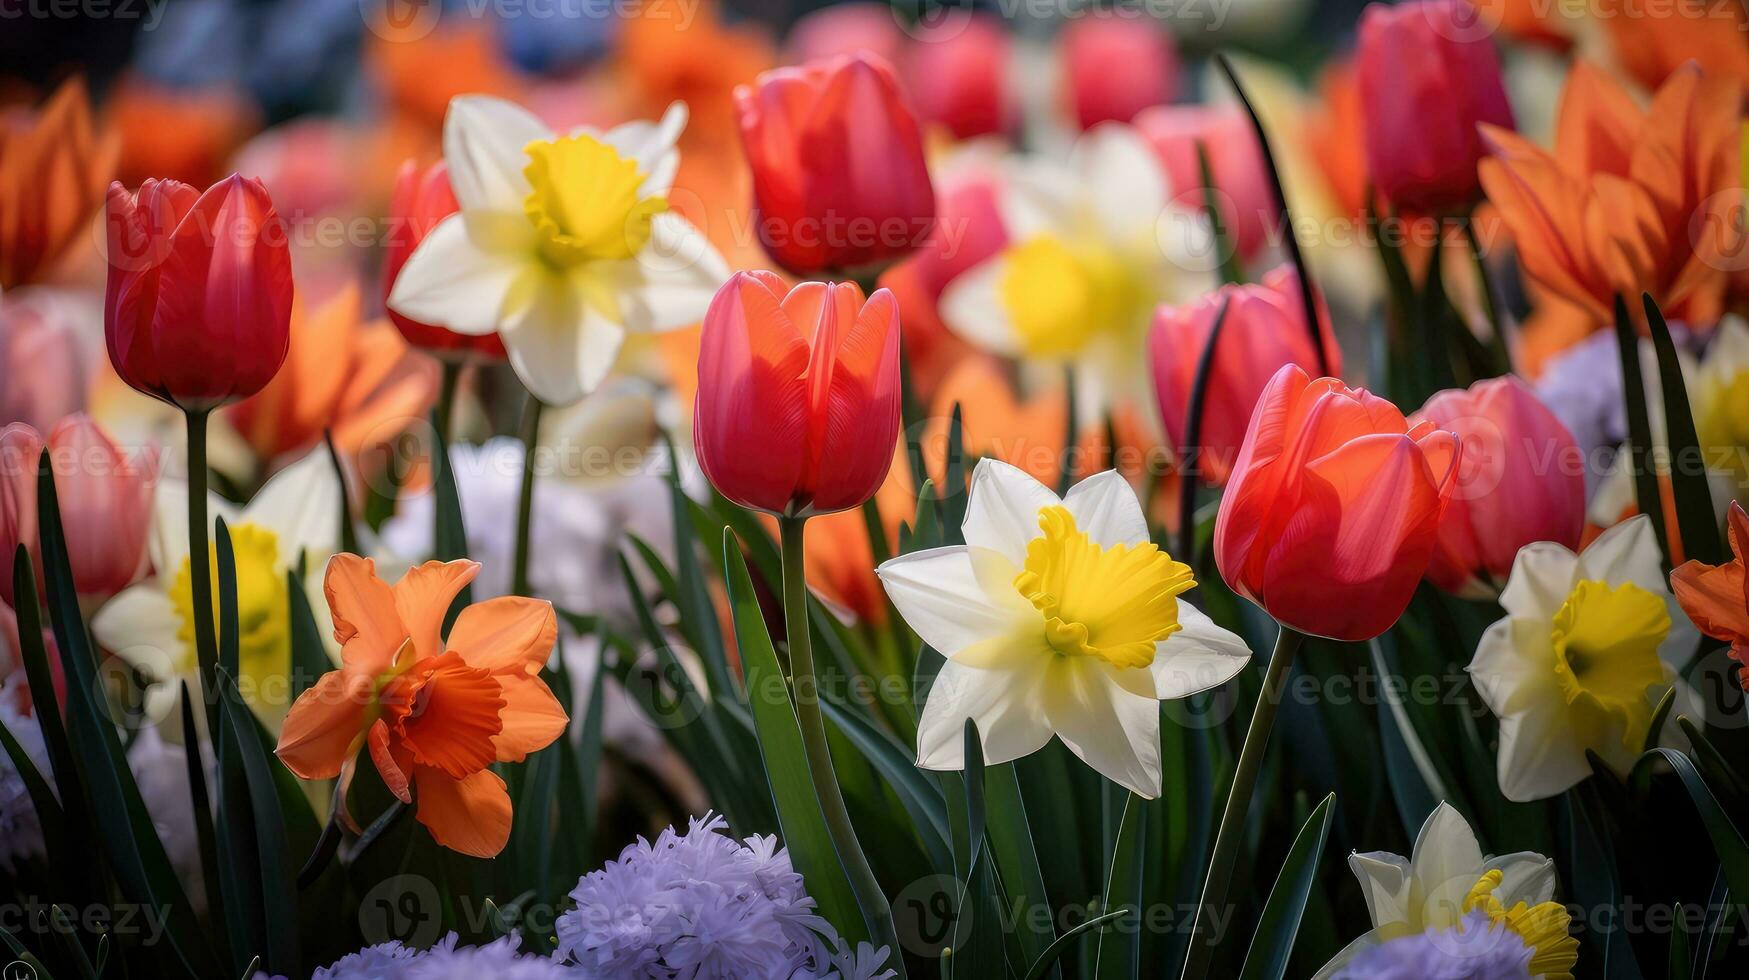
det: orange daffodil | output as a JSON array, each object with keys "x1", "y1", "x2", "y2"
[
  {"x1": 387, "y1": 97, "x2": 729, "y2": 406},
  {"x1": 1672, "y1": 502, "x2": 1749, "y2": 689},
  {"x1": 276, "y1": 556, "x2": 568, "y2": 858},
  {"x1": 877, "y1": 460, "x2": 1251, "y2": 797}
]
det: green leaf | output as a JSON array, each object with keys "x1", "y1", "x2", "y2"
[
  {"x1": 1195, "y1": 139, "x2": 1246, "y2": 286},
  {"x1": 1644, "y1": 293, "x2": 1725, "y2": 565},
  {"x1": 1239, "y1": 793, "x2": 1336, "y2": 980},
  {"x1": 1093, "y1": 793, "x2": 1147, "y2": 979},
  {"x1": 820, "y1": 697, "x2": 952, "y2": 873},
  {"x1": 983, "y1": 763, "x2": 1057, "y2": 969},
  {"x1": 429, "y1": 403, "x2": 472, "y2": 631},
  {"x1": 286, "y1": 568, "x2": 328, "y2": 702},
  {"x1": 1612, "y1": 294, "x2": 1673, "y2": 570},
  {"x1": 322, "y1": 430, "x2": 360, "y2": 555},
  {"x1": 1638, "y1": 747, "x2": 1749, "y2": 902},
  {"x1": 721, "y1": 528, "x2": 868, "y2": 945},
  {"x1": 1022, "y1": 908, "x2": 1133, "y2": 980},
  {"x1": 1178, "y1": 295, "x2": 1233, "y2": 564}
]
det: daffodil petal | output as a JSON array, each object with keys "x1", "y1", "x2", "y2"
[
  {"x1": 876, "y1": 546, "x2": 1022, "y2": 658},
  {"x1": 1062, "y1": 470, "x2": 1149, "y2": 548},
  {"x1": 1150, "y1": 604, "x2": 1251, "y2": 698},
  {"x1": 444, "y1": 94, "x2": 549, "y2": 214},
  {"x1": 387, "y1": 215, "x2": 528, "y2": 337},
  {"x1": 1043, "y1": 656, "x2": 1161, "y2": 798},
  {"x1": 962, "y1": 458, "x2": 1059, "y2": 566},
  {"x1": 915, "y1": 659, "x2": 1053, "y2": 770}
]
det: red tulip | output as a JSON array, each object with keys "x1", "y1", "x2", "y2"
[
  {"x1": 103, "y1": 174, "x2": 293, "y2": 409},
  {"x1": 43, "y1": 414, "x2": 156, "y2": 599},
  {"x1": 906, "y1": 15, "x2": 1014, "y2": 140},
  {"x1": 1214, "y1": 365, "x2": 1461, "y2": 641},
  {"x1": 383, "y1": 159, "x2": 506, "y2": 359},
  {"x1": 1357, "y1": 0, "x2": 1514, "y2": 212},
  {"x1": 1150, "y1": 265, "x2": 1341, "y2": 486},
  {"x1": 1135, "y1": 105, "x2": 1272, "y2": 260},
  {"x1": 1059, "y1": 14, "x2": 1178, "y2": 129},
  {"x1": 735, "y1": 54, "x2": 935, "y2": 275},
  {"x1": 694, "y1": 271, "x2": 901, "y2": 516},
  {"x1": 1412, "y1": 377, "x2": 1585, "y2": 597}
]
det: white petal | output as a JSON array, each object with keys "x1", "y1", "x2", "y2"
[
  {"x1": 1483, "y1": 851, "x2": 1557, "y2": 907},
  {"x1": 1150, "y1": 604, "x2": 1252, "y2": 699},
  {"x1": 148, "y1": 477, "x2": 241, "y2": 576},
  {"x1": 876, "y1": 546, "x2": 1025, "y2": 658},
  {"x1": 387, "y1": 215, "x2": 528, "y2": 336},
  {"x1": 1577, "y1": 514, "x2": 1668, "y2": 594},
  {"x1": 244, "y1": 447, "x2": 341, "y2": 562},
  {"x1": 443, "y1": 95, "x2": 549, "y2": 213},
  {"x1": 500, "y1": 271, "x2": 627, "y2": 406},
  {"x1": 1348, "y1": 851, "x2": 1412, "y2": 929},
  {"x1": 609, "y1": 213, "x2": 731, "y2": 333},
  {"x1": 1498, "y1": 540, "x2": 1580, "y2": 619},
  {"x1": 596, "y1": 101, "x2": 688, "y2": 198},
  {"x1": 962, "y1": 458, "x2": 1059, "y2": 566},
  {"x1": 1408, "y1": 802, "x2": 1485, "y2": 930},
  {"x1": 915, "y1": 659, "x2": 1053, "y2": 770},
  {"x1": 1072, "y1": 124, "x2": 1166, "y2": 243},
  {"x1": 1495, "y1": 697, "x2": 1591, "y2": 802},
  {"x1": 1043, "y1": 656, "x2": 1162, "y2": 798},
  {"x1": 939, "y1": 257, "x2": 1023, "y2": 357},
  {"x1": 93, "y1": 584, "x2": 185, "y2": 679},
  {"x1": 1062, "y1": 470, "x2": 1148, "y2": 547},
  {"x1": 1468, "y1": 617, "x2": 1561, "y2": 719}
]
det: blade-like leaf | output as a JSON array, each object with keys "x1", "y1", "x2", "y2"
[
  {"x1": 1239, "y1": 793, "x2": 1336, "y2": 980},
  {"x1": 1644, "y1": 293, "x2": 1725, "y2": 565},
  {"x1": 1094, "y1": 793, "x2": 1147, "y2": 979},
  {"x1": 1612, "y1": 294, "x2": 1673, "y2": 569}
]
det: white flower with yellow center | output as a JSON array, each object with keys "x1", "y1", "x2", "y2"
[
  {"x1": 388, "y1": 96, "x2": 730, "y2": 406},
  {"x1": 938, "y1": 125, "x2": 1208, "y2": 420},
  {"x1": 92, "y1": 448, "x2": 341, "y2": 736},
  {"x1": 1315, "y1": 802, "x2": 1575, "y2": 979},
  {"x1": 875, "y1": 460, "x2": 1250, "y2": 797},
  {"x1": 1468, "y1": 515, "x2": 1697, "y2": 802}
]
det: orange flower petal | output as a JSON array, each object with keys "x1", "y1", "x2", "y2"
[
  {"x1": 275, "y1": 670, "x2": 369, "y2": 780},
  {"x1": 368, "y1": 718, "x2": 413, "y2": 803},
  {"x1": 323, "y1": 554, "x2": 407, "y2": 675},
  {"x1": 446, "y1": 596, "x2": 557, "y2": 675},
  {"x1": 493, "y1": 675, "x2": 569, "y2": 762},
  {"x1": 396, "y1": 653, "x2": 503, "y2": 778},
  {"x1": 412, "y1": 766, "x2": 513, "y2": 858},
  {"x1": 391, "y1": 560, "x2": 480, "y2": 662}
]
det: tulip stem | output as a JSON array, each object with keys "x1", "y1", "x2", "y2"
[
  {"x1": 184, "y1": 407, "x2": 220, "y2": 735},
  {"x1": 510, "y1": 393, "x2": 543, "y2": 598},
  {"x1": 778, "y1": 516, "x2": 902, "y2": 965},
  {"x1": 1181, "y1": 624, "x2": 1305, "y2": 979},
  {"x1": 435, "y1": 359, "x2": 462, "y2": 443}
]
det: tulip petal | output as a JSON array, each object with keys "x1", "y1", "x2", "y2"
[
  {"x1": 448, "y1": 596, "x2": 557, "y2": 673},
  {"x1": 915, "y1": 658, "x2": 1053, "y2": 770},
  {"x1": 275, "y1": 670, "x2": 369, "y2": 780},
  {"x1": 809, "y1": 288, "x2": 902, "y2": 513},
  {"x1": 493, "y1": 675, "x2": 569, "y2": 762},
  {"x1": 392, "y1": 560, "x2": 481, "y2": 662},
  {"x1": 1043, "y1": 656, "x2": 1162, "y2": 798},
  {"x1": 1063, "y1": 470, "x2": 1149, "y2": 548},
  {"x1": 876, "y1": 546, "x2": 1025, "y2": 658},
  {"x1": 962, "y1": 458, "x2": 1059, "y2": 567},
  {"x1": 443, "y1": 95, "x2": 549, "y2": 213},
  {"x1": 413, "y1": 766, "x2": 514, "y2": 858},
  {"x1": 1150, "y1": 604, "x2": 1251, "y2": 699},
  {"x1": 387, "y1": 215, "x2": 528, "y2": 337}
]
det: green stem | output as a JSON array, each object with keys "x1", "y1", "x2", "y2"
[
  {"x1": 435, "y1": 358, "x2": 462, "y2": 443},
  {"x1": 510, "y1": 394, "x2": 544, "y2": 598},
  {"x1": 779, "y1": 516, "x2": 901, "y2": 961},
  {"x1": 185, "y1": 408, "x2": 220, "y2": 735},
  {"x1": 1181, "y1": 625, "x2": 1306, "y2": 979},
  {"x1": 1464, "y1": 219, "x2": 1511, "y2": 375}
]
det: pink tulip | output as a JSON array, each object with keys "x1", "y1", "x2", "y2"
[
  {"x1": 1060, "y1": 15, "x2": 1179, "y2": 129},
  {"x1": 906, "y1": 15, "x2": 1014, "y2": 140},
  {"x1": 1150, "y1": 265, "x2": 1341, "y2": 486},
  {"x1": 0, "y1": 295, "x2": 88, "y2": 432},
  {"x1": 1412, "y1": 377, "x2": 1585, "y2": 597},
  {"x1": 0, "y1": 424, "x2": 42, "y2": 604},
  {"x1": 45, "y1": 414, "x2": 155, "y2": 599},
  {"x1": 1357, "y1": 0, "x2": 1514, "y2": 212},
  {"x1": 694, "y1": 272, "x2": 901, "y2": 516},
  {"x1": 784, "y1": 3, "x2": 906, "y2": 67},
  {"x1": 1135, "y1": 105, "x2": 1272, "y2": 260}
]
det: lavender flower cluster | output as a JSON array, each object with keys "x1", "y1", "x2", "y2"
[{"x1": 1334, "y1": 912, "x2": 1534, "y2": 979}]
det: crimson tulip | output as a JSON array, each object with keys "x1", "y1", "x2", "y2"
[
  {"x1": 734, "y1": 54, "x2": 935, "y2": 275},
  {"x1": 906, "y1": 15, "x2": 1014, "y2": 140},
  {"x1": 103, "y1": 174, "x2": 293, "y2": 408},
  {"x1": 1412, "y1": 377, "x2": 1585, "y2": 597},
  {"x1": 1150, "y1": 265, "x2": 1341, "y2": 487},
  {"x1": 383, "y1": 159, "x2": 506, "y2": 359},
  {"x1": 1357, "y1": 0, "x2": 1514, "y2": 212},
  {"x1": 1214, "y1": 365, "x2": 1460, "y2": 641},
  {"x1": 694, "y1": 271, "x2": 900, "y2": 516},
  {"x1": 1059, "y1": 14, "x2": 1178, "y2": 129}
]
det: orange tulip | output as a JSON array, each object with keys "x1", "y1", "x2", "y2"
[
  {"x1": 617, "y1": 0, "x2": 774, "y2": 149},
  {"x1": 923, "y1": 358, "x2": 1066, "y2": 488},
  {"x1": 228, "y1": 283, "x2": 439, "y2": 467},
  {"x1": 0, "y1": 77, "x2": 116, "y2": 290},
  {"x1": 1479, "y1": 62, "x2": 1743, "y2": 330},
  {"x1": 1671, "y1": 502, "x2": 1749, "y2": 689},
  {"x1": 276, "y1": 555, "x2": 568, "y2": 858},
  {"x1": 105, "y1": 79, "x2": 256, "y2": 189},
  {"x1": 367, "y1": 22, "x2": 523, "y2": 135},
  {"x1": 1214, "y1": 365, "x2": 1460, "y2": 641},
  {"x1": 693, "y1": 272, "x2": 901, "y2": 516}
]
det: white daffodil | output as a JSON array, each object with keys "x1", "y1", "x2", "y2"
[
  {"x1": 92, "y1": 447, "x2": 341, "y2": 736},
  {"x1": 388, "y1": 96, "x2": 730, "y2": 406},
  {"x1": 875, "y1": 459, "x2": 1250, "y2": 797},
  {"x1": 938, "y1": 124, "x2": 1209, "y2": 421},
  {"x1": 1315, "y1": 802, "x2": 1575, "y2": 979},
  {"x1": 1468, "y1": 515, "x2": 1698, "y2": 802}
]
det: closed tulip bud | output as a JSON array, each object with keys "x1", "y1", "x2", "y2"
[
  {"x1": 735, "y1": 54, "x2": 935, "y2": 275},
  {"x1": 1215, "y1": 365, "x2": 1461, "y2": 641},
  {"x1": 1357, "y1": 0, "x2": 1514, "y2": 213},
  {"x1": 1059, "y1": 14, "x2": 1178, "y2": 130},
  {"x1": 907, "y1": 15, "x2": 1015, "y2": 140},
  {"x1": 0, "y1": 424, "x2": 43, "y2": 605},
  {"x1": 45, "y1": 414, "x2": 155, "y2": 599},
  {"x1": 1150, "y1": 265, "x2": 1341, "y2": 486},
  {"x1": 103, "y1": 174, "x2": 294, "y2": 410},
  {"x1": 1412, "y1": 377, "x2": 1585, "y2": 598},
  {"x1": 694, "y1": 271, "x2": 901, "y2": 516},
  {"x1": 383, "y1": 159, "x2": 506, "y2": 359}
]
